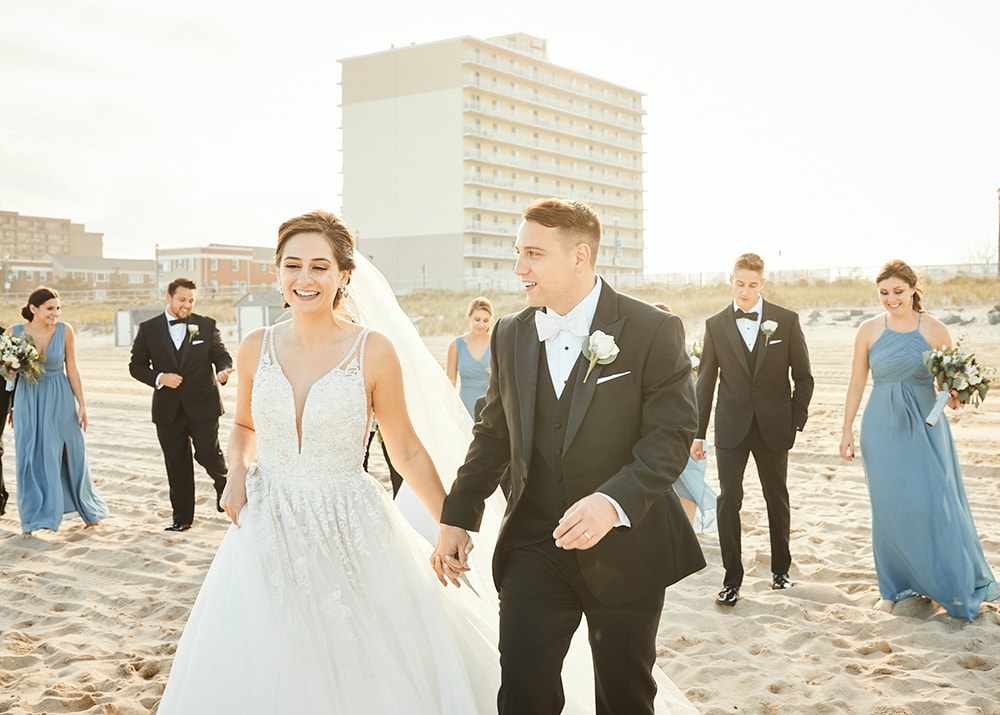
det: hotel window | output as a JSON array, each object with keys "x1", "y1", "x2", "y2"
[
  {"x1": 231, "y1": 259, "x2": 241, "y2": 271},
  {"x1": 209, "y1": 259, "x2": 219, "y2": 270}
]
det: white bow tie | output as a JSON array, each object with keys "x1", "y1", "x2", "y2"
[{"x1": 535, "y1": 309, "x2": 590, "y2": 342}]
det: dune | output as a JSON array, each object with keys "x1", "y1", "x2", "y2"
[{"x1": 0, "y1": 307, "x2": 998, "y2": 714}]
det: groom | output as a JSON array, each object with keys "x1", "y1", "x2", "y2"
[{"x1": 435, "y1": 198, "x2": 704, "y2": 714}]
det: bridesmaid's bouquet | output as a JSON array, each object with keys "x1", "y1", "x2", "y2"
[
  {"x1": 0, "y1": 333, "x2": 43, "y2": 388},
  {"x1": 922, "y1": 341, "x2": 993, "y2": 427}
]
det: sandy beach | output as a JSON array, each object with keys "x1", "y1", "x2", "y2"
[{"x1": 1, "y1": 308, "x2": 998, "y2": 714}]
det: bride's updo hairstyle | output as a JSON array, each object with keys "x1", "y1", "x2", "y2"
[
  {"x1": 22, "y1": 286, "x2": 59, "y2": 321},
  {"x1": 876, "y1": 259, "x2": 924, "y2": 312},
  {"x1": 276, "y1": 210, "x2": 357, "y2": 309}
]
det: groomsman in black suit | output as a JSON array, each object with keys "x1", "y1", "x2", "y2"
[
  {"x1": 129, "y1": 278, "x2": 234, "y2": 532},
  {"x1": 436, "y1": 198, "x2": 704, "y2": 714},
  {"x1": 692, "y1": 253, "x2": 814, "y2": 607}
]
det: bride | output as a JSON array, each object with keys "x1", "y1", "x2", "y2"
[{"x1": 156, "y1": 210, "x2": 698, "y2": 714}]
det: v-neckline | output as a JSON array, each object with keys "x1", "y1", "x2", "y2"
[
  {"x1": 22, "y1": 322, "x2": 57, "y2": 357},
  {"x1": 271, "y1": 327, "x2": 365, "y2": 454},
  {"x1": 462, "y1": 335, "x2": 489, "y2": 362}
]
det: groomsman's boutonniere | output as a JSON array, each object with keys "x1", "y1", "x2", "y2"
[
  {"x1": 187, "y1": 324, "x2": 200, "y2": 343},
  {"x1": 760, "y1": 320, "x2": 778, "y2": 345},
  {"x1": 581, "y1": 330, "x2": 619, "y2": 383}
]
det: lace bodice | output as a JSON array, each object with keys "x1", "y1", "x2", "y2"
[{"x1": 251, "y1": 325, "x2": 370, "y2": 477}]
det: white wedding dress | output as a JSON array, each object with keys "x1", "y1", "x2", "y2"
[{"x1": 157, "y1": 327, "x2": 498, "y2": 713}]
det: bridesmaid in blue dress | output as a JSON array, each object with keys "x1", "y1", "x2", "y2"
[
  {"x1": 447, "y1": 296, "x2": 493, "y2": 418},
  {"x1": 8, "y1": 287, "x2": 108, "y2": 534},
  {"x1": 840, "y1": 260, "x2": 999, "y2": 621}
]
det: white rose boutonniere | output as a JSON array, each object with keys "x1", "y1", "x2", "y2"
[
  {"x1": 581, "y1": 330, "x2": 619, "y2": 383},
  {"x1": 760, "y1": 320, "x2": 778, "y2": 345},
  {"x1": 187, "y1": 324, "x2": 200, "y2": 342}
]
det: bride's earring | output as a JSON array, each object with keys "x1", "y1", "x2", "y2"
[{"x1": 339, "y1": 285, "x2": 360, "y2": 322}]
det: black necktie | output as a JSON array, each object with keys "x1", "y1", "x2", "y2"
[
  {"x1": 169, "y1": 318, "x2": 187, "y2": 326},
  {"x1": 734, "y1": 309, "x2": 758, "y2": 321}
]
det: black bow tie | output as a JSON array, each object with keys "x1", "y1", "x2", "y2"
[
  {"x1": 168, "y1": 318, "x2": 187, "y2": 326},
  {"x1": 734, "y1": 309, "x2": 759, "y2": 321}
]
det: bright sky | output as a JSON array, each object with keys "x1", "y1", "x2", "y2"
[{"x1": 2, "y1": 0, "x2": 998, "y2": 274}]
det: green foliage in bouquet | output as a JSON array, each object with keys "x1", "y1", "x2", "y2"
[
  {"x1": 922, "y1": 340, "x2": 992, "y2": 407},
  {"x1": 0, "y1": 333, "x2": 43, "y2": 384}
]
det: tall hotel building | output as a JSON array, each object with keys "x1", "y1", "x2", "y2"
[{"x1": 339, "y1": 32, "x2": 645, "y2": 291}]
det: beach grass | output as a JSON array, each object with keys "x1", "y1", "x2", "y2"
[{"x1": 0, "y1": 276, "x2": 995, "y2": 338}]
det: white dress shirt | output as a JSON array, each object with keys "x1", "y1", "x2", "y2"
[
  {"x1": 537, "y1": 278, "x2": 630, "y2": 528},
  {"x1": 540, "y1": 278, "x2": 603, "y2": 399},
  {"x1": 166, "y1": 310, "x2": 187, "y2": 349},
  {"x1": 155, "y1": 311, "x2": 187, "y2": 389},
  {"x1": 733, "y1": 297, "x2": 763, "y2": 350}
]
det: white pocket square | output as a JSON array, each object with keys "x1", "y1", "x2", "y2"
[
  {"x1": 597, "y1": 371, "x2": 631, "y2": 385},
  {"x1": 191, "y1": 340, "x2": 205, "y2": 345},
  {"x1": 768, "y1": 339, "x2": 782, "y2": 345}
]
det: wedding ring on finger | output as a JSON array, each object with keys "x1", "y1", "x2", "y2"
[{"x1": 584, "y1": 531, "x2": 592, "y2": 541}]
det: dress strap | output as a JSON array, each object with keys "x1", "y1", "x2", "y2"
[
  {"x1": 258, "y1": 325, "x2": 277, "y2": 367},
  {"x1": 358, "y1": 329, "x2": 370, "y2": 371},
  {"x1": 334, "y1": 327, "x2": 368, "y2": 372}
]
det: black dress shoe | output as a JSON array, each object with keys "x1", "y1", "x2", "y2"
[
  {"x1": 165, "y1": 522, "x2": 192, "y2": 532},
  {"x1": 715, "y1": 586, "x2": 740, "y2": 607},
  {"x1": 771, "y1": 573, "x2": 793, "y2": 590}
]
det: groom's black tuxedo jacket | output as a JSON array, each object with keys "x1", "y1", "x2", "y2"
[
  {"x1": 128, "y1": 313, "x2": 232, "y2": 426},
  {"x1": 442, "y1": 281, "x2": 705, "y2": 605},
  {"x1": 695, "y1": 300, "x2": 814, "y2": 452}
]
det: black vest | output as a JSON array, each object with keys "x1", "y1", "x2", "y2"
[
  {"x1": 506, "y1": 346, "x2": 581, "y2": 546},
  {"x1": 738, "y1": 321, "x2": 763, "y2": 373}
]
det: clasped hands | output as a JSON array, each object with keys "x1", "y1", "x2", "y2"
[{"x1": 430, "y1": 494, "x2": 617, "y2": 587}]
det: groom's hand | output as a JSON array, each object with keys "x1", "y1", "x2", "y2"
[
  {"x1": 432, "y1": 524, "x2": 473, "y2": 588},
  {"x1": 553, "y1": 494, "x2": 617, "y2": 550}
]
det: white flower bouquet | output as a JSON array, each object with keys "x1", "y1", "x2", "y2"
[
  {"x1": 921, "y1": 341, "x2": 993, "y2": 427},
  {"x1": 0, "y1": 332, "x2": 43, "y2": 389}
]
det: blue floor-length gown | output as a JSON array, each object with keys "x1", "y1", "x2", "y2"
[
  {"x1": 860, "y1": 320, "x2": 999, "y2": 621},
  {"x1": 13, "y1": 322, "x2": 108, "y2": 532},
  {"x1": 455, "y1": 336, "x2": 489, "y2": 418}
]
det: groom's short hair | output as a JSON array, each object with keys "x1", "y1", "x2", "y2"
[
  {"x1": 733, "y1": 253, "x2": 765, "y2": 275},
  {"x1": 167, "y1": 277, "x2": 197, "y2": 295},
  {"x1": 523, "y1": 198, "x2": 601, "y2": 266}
]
